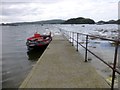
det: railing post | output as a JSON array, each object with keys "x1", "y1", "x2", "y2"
[
  {"x1": 67, "y1": 31, "x2": 69, "y2": 40},
  {"x1": 70, "y1": 32, "x2": 72, "y2": 43},
  {"x1": 72, "y1": 32, "x2": 74, "y2": 46},
  {"x1": 69, "y1": 31, "x2": 71, "y2": 43},
  {"x1": 85, "y1": 35, "x2": 88, "y2": 62},
  {"x1": 76, "y1": 33, "x2": 79, "y2": 51},
  {"x1": 67, "y1": 31, "x2": 68, "y2": 40},
  {"x1": 66, "y1": 31, "x2": 68, "y2": 39},
  {"x1": 111, "y1": 41, "x2": 119, "y2": 90}
]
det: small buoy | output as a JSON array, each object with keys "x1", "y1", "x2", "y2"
[
  {"x1": 81, "y1": 25, "x2": 85, "y2": 27},
  {"x1": 88, "y1": 57, "x2": 92, "y2": 61},
  {"x1": 92, "y1": 46, "x2": 96, "y2": 48}
]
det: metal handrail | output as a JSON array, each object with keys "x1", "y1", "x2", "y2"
[{"x1": 61, "y1": 29, "x2": 120, "y2": 90}]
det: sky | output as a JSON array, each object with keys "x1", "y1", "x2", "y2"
[{"x1": 0, "y1": 0, "x2": 119, "y2": 23}]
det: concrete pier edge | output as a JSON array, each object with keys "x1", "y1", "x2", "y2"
[{"x1": 20, "y1": 35, "x2": 110, "y2": 88}]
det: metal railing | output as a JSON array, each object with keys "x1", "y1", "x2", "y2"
[{"x1": 60, "y1": 29, "x2": 120, "y2": 90}]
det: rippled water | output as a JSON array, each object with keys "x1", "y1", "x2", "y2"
[
  {"x1": 1, "y1": 24, "x2": 57, "y2": 88},
  {"x1": 1, "y1": 24, "x2": 118, "y2": 88}
]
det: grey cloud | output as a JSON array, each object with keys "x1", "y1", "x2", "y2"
[
  {"x1": 2, "y1": 15, "x2": 25, "y2": 23},
  {"x1": 1, "y1": 0, "x2": 64, "y2": 4},
  {"x1": 1, "y1": 2, "x2": 43, "y2": 16},
  {"x1": 2, "y1": 7, "x2": 24, "y2": 16},
  {"x1": 1, "y1": 0, "x2": 118, "y2": 23}
]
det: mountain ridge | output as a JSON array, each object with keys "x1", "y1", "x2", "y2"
[{"x1": 1, "y1": 18, "x2": 120, "y2": 25}]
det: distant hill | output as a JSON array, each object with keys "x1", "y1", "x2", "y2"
[
  {"x1": 1, "y1": 18, "x2": 120, "y2": 25},
  {"x1": 63, "y1": 17, "x2": 95, "y2": 24},
  {"x1": 34, "y1": 19, "x2": 65, "y2": 24},
  {"x1": 0, "y1": 23, "x2": 18, "y2": 26},
  {"x1": 116, "y1": 19, "x2": 120, "y2": 24},
  {"x1": 12, "y1": 19, "x2": 65, "y2": 25},
  {"x1": 97, "y1": 19, "x2": 120, "y2": 24}
]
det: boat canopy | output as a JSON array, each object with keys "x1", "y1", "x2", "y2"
[{"x1": 34, "y1": 32, "x2": 41, "y2": 37}]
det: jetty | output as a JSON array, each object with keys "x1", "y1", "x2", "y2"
[{"x1": 20, "y1": 34, "x2": 109, "y2": 88}]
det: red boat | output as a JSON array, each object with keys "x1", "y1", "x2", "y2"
[{"x1": 26, "y1": 32, "x2": 52, "y2": 50}]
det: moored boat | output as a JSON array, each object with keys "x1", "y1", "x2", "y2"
[{"x1": 26, "y1": 32, "x2": 52, "y2": 50}]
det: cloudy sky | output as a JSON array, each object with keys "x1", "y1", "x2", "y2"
[{"x1": 0, "y1": 0, "x2": 119, "y2": 23}]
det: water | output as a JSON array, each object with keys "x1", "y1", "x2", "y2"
[
  {"x1": 1, "y1": 24, "x2": 118, "y2": 88},
  {"x1": 1, "y1": 24, "x2": 54, "y2": 88}
]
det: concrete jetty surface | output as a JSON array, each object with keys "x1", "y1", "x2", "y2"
[{"x1": 20, "y1": 35, "x2": 109, "y2": 88}]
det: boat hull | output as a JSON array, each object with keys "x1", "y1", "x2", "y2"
[
  {"x1": 26, "y1": 34, "x2": 52, "y2": 50},
  {"x1": 27, "y1": 43, "x2": 49, "y2": 50}
]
